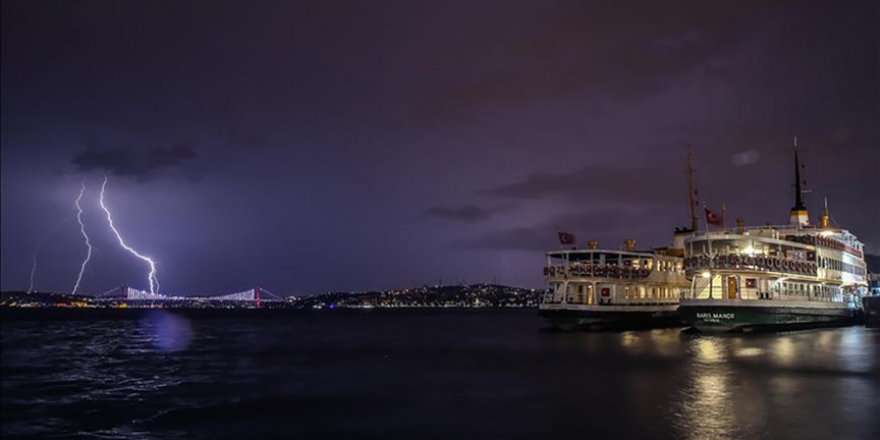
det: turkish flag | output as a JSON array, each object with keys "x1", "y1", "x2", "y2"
[
  {"x1": 558, "y1": 232, "x2": 575, "y2": 245},
  {"x1": 704, "y1": 207, "x2": 722, "y2": 226}
]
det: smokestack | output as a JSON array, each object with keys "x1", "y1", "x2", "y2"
[
  {"x1": 588, "y1": 240, "x2": 598, "y2": 250},
  {"x1": 819, "y1": 197, "x2": 830, "y2": 229},
  {"x1": 625, "y1": 239, "x2": 635, "y2": 252},
  {"x1": 736, "y1": 218, "x2": 745, "y2": 234}
]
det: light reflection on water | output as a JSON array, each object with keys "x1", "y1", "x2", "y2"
[
  {"x1": 672, "y1": 328, "x2": 879, "y2": 440},
  {"x1": 139, "y1": 310, "x2": 193, "y2": 353},
  {"x1": 2, "y1": 311, "x2": 878, "y2": 439}
]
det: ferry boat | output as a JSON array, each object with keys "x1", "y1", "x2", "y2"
[
  {"x1": 539, "y1": 239, "x2": 690, "y2": 330},
  {"x1": 679, "y1": 143, "x2": 869, "y2": 332}
]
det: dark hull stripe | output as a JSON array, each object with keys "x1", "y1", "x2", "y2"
[{"x1": 679, "y1": 304, "x2": 856, "y2": 333}]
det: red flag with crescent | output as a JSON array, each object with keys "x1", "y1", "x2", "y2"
[
  {"x1": 558, "y1": 232, "x2": 575, "y2": 245},
  {"x1": 704, "y1": 207, "x2": 722, "y2": 226}
]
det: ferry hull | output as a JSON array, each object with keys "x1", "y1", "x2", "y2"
[
  {"x1": 679, "y1": 300, "x2": 856, "y2": 333},
  {"x1": 539, "y1": 306, "x2": 681, "y2": 331}
]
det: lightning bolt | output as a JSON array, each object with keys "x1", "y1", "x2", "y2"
[
  {"x1": 72, "y1": 182, "x2": 93, "y2": 294},
  {"x1": 28, "y1": 193, "x2": 78, "y2": 293},
  {"x1": 99, "y1": 176, "x2": 159, "y2": 295}
]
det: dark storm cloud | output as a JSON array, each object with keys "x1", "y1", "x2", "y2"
[
  {"x1": 72, "y1": 142, "x2": 198, "y2": 180},
  {"x1": 226, "y1": 129, "x2": 271, "y2": 150},
  {"x1": 423, "y1": 0, "x2": 791, "y2": 116},
  {"x1": 424, "y1": 204, "x2": 512, "y2": 222},
  {"x1": 483, "y1": 164, "x2": 678, "y2": 205},
  {"x1": 462, "y1": 227, "x2": 550, "y2": 251},
  {"x1": 461, "y1": 206, "x2": 675, "y2": 251}
]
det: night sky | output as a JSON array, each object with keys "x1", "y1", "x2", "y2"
[{"x1": 1, "y1": 0, "x2": 877, "y2": 295}]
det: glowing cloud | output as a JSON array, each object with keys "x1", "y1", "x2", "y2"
[{"x1": 99, "y1": 176, "x2": 160, "y2": 294}]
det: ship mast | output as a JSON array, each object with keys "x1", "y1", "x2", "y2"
[
  {"x1": 687, "y1": 148, "x2": 698, "y2": 231},
  {"x1": 792, "y1": 137, "x2": 806, "y2": 211}
]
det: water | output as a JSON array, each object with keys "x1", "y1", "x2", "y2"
[{"x1": 2, "y1": 309, "x2": 878, "y2": 439}]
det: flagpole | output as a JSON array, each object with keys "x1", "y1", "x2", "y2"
[
  {"x1": 702, "y1": 203, "x2": 713, "y2": 256},
  {"x1": 702, "y1": 203, "x2": 709, "y2": 233},
  {"x1": 721, "y1": 202, "x2": 727, "y2": 230}
]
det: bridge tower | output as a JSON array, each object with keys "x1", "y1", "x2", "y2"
[{"x1": 255, "y1": 286, "x2": 262, "y2": 309}]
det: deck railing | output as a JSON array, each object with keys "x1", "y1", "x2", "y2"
[
  {"x1": 683, "y1": 254, "x2": 817, "y2": 276},
  {"x1": 544, "y1": 264, "x2": 653, "y2": 279}
]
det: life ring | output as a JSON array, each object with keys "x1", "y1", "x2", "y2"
[
  {"x1": 772, "y1": 258, "x2": 781, "y2": 270},
  {"x1": 730, "y1": 255, "x2": 741, "y2": 266}
]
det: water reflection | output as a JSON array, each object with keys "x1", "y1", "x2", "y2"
[
  {"x1": 837, "y1": 327, "x2": 874, "y2": 372},
  {"x1": 671, "y1": 329, "x2": 879, "y2": 440},
  {"x1": 139, "y1": 310, "x2": 193, "y2": 352},
  {"x1": 2, "y1": 312, "x2": 877, "y2": 439},
  {"x1": 618, "y1": 329, "x2": 683, "y2": 357},
  {"x1": 675, "y1": 337, "x2": 739, "y2": 440},
  {"x1": 771, "y1": 337, "x2": 797, "y2": 366},
  {"x1": 693, "y1": 337, "x2": 727, "y2": 364}
]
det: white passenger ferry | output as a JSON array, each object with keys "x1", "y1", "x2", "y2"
[
  {"x1": 539, "y1": 239, "x2": 689, "y2": 330},
  {"x1": 679, "y1": 143, "x2": 869, "y2": 332}
]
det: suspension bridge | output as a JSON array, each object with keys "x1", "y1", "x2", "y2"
[{"x1": 94, "y1": 286, "x2": 284, "y2": 308}]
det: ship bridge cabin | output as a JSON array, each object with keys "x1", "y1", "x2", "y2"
[{"x1": 543, "y1": 249, "x2": 687, "y2": 306}]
